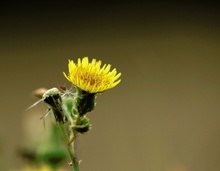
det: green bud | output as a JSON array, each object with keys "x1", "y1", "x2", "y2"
[
  {"x1": 36, "y1": 125, "x2": 67, "y2": 167},
  {"x1": 71, "y1": 116, "x2": 91, "y2": 133},
  {"x1": 42, "y1": 88, "x2": 66, "y2": 123}
]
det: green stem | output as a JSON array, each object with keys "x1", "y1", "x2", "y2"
[{"x1": 59, "y1": 123, "x2": 79, "y2": 171}]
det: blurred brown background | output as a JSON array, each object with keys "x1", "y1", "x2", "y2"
[{"x1": 1, "y1": 1, "x2": 220, "y2": 171}]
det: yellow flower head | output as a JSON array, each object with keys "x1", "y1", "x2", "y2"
[
  {"x1": 15, "y1": 165, "x2": 53, "y2": 171},
  {"x1": 63, "y1": 57, "x2": 121, "y2": 93}
]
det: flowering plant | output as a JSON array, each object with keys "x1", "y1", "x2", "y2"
[{"x1": 41, "y1": 57, "x2": 121, "y2": 171}]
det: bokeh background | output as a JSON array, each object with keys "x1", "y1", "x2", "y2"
[{"x1": 1, "y1": 1, "x2": 220, "y2": 171}]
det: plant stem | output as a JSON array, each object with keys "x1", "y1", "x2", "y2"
[{"x1": 59, "y1": 123, "x2": 79, "y2": 171}]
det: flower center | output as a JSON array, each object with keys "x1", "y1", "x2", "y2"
[{"x1": 79, "y1": 73, "x2": 102, "y2": 87}]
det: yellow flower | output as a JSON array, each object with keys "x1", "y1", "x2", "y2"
[
  {"x1": 15, "y1": 165, "x2": 53, "y2": 171},
  {"x1": 63, "y1": 57, "x2": 121, "y2": 93}
]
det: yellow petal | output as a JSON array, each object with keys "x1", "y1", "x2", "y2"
[{"x1": 82, "y1": 57, "x2": 89, "y2": 68}]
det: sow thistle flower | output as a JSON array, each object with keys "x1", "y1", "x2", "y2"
[
  {"x1": 63, "y1": 57, "x2": 121, "y2": 93},
  {"x1": 15, "y1": 165, "x2": 53, "y2": 171},
  {"x1": 39, "y1": 57, "x2": 121, "y2": 171}
]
